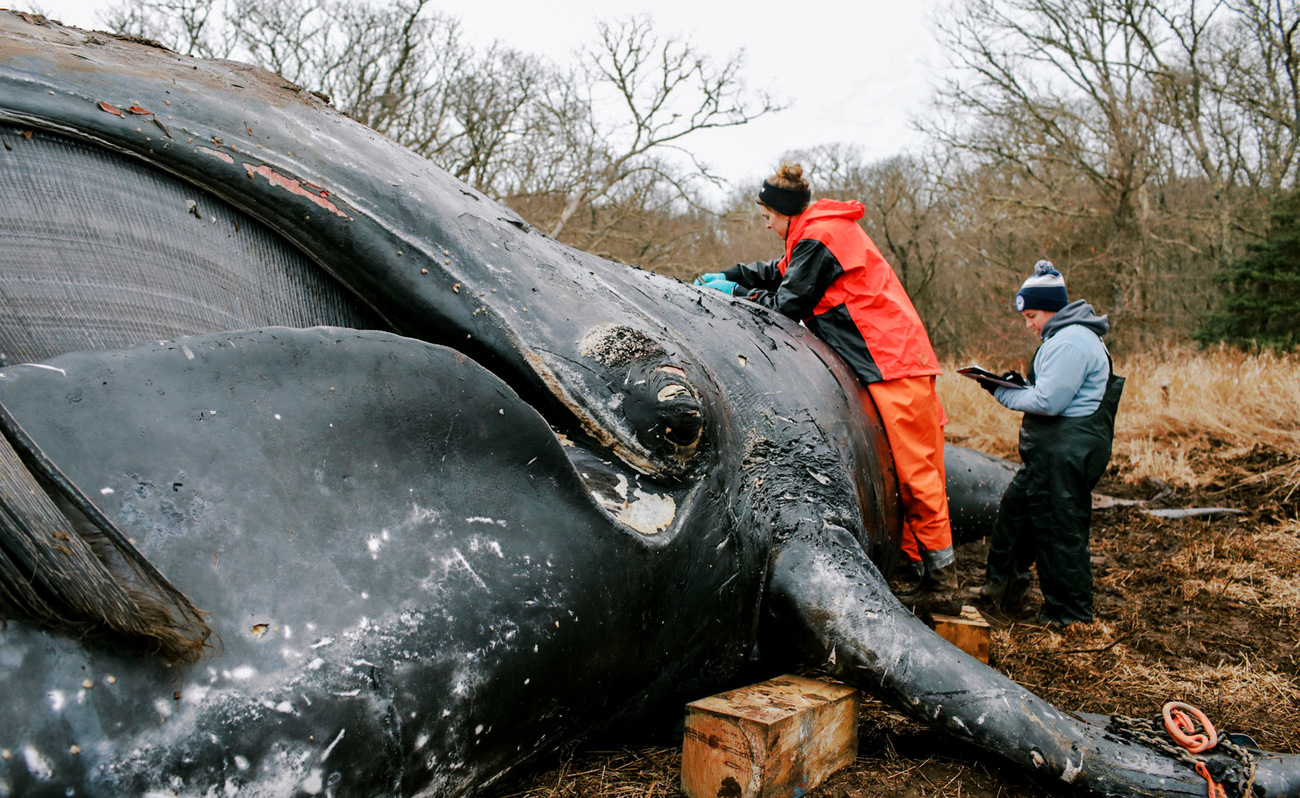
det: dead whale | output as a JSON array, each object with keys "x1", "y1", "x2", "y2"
[{"x1": 0, "y1": 12, "x2": 1295, "y2": 797}]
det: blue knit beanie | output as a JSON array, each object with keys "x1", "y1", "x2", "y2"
[{"x1": 1015, "y1": 260, "x2": 1069, "y2": 312}]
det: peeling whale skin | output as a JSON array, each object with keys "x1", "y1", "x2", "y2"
[{"x1": 0, "y1": 12, "x2": 1297, "y2": 797}]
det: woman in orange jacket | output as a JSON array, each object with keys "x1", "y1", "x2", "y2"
[{"x1": 698, "y1": 163, "x2": 956, "y2": 610}]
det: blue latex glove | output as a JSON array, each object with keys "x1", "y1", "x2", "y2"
[
  {"x1": 693, "y1": 272, "x2": 726, "y2": 285},
  {"x1": 703, "y1": 279, "x2": 741, "y2": 296}
]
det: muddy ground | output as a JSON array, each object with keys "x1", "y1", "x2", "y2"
[{"x1": 488, "y1": 447, "x2": 1300, "y2": 798}]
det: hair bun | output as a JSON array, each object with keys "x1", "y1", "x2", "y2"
[{"x1": 1033, "y1": 259, "x2": 1059, "y2": 276}]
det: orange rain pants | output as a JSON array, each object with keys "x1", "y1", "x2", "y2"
[{"x1": 861, "y1": 376, "x2": 954, "y2": 569}]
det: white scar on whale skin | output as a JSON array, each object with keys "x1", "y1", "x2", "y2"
[
  {"x1": 587, "y1": 474, "x2": 675, "y2": 535},
  {"x1": 451, "y1": 548, "x2": 490, "y2": 591},
  {"x1": 21, "y1": 363, "x2": 67, "y2": 375},
  {"x1": 609, "y1": 488, "x2": 677, "y2": 535}
]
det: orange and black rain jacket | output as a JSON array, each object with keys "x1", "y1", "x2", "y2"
[{"x1": 723, "y1": 199, "x2": 940, "y2": 385}]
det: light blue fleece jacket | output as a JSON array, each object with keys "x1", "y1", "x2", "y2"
[{"x1": 994, "y1": 300, "x2": 1110, "y2": 418}]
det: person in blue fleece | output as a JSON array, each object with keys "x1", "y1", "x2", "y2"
[{"x1": 978, "y1": 260, "x2": 1124, "y2": 629}]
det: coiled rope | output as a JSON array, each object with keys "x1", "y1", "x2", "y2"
[{"x1": 1108, "y1": 701, "x2": 1256, "y2": 798}]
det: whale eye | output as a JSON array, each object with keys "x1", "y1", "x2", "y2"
[
  {"x1": 621, "y1": 361, "x2": 704, "y2": 461},
  {"x1": 651, "y1": 369, "x2": 703, "y2": 448},
  {"x1": 578, "y1": 324, "x2": 707, "y2": 476}
]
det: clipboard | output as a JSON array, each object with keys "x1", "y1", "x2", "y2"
[{"x1": 957, "y1": 366, "x2": 1027, "y2": 390}]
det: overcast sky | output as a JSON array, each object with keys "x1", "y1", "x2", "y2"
[{"x1": 18, "y1": 0, "x2": 949, "y2": 198}]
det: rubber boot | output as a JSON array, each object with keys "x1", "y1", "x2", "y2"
[
  {"x1": 1002, "y1": 575, "x2": 1032, "y2": 611},
  {"x1": 887, "y1": 559, "x2": 923, "y2": 596},
  {"x1": 978, "y1": 579, "x2": 1008, "y2": 604},
  {"x1": 896, "y1": 563, "x2": 961, "y2": 616},
  {"x1": 979, "y1": 576, "x2": 1031, "y2": 613}
]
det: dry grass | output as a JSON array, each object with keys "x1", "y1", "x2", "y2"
[
  {"x1": 1160, "y1": 522, "x2": 1300, "y2": 617},
  {"x1": 993, "y1": 620, "x2": 1300, "y2": 752},
  {"x1": 491, "y1": 747, "x2": 680, "y2": 798},
  {"x1": 940, "y1": 346, "x2": 1300, "y2": 491}
]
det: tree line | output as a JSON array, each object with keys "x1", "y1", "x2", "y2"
[{"x1": 99, "y1": 0, "x2": 1300, "y2": 358}]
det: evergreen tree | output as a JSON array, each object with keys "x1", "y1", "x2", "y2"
[{"x1": 1197, "y1": 192, "x2": 1300, "y2": 350}]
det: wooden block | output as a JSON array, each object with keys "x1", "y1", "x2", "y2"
[
  {"x1": 931, "y1": 605, "x2": 991, "y2": 663},
  {"x1": 681, "y1": 674, "x2": 859, "y2": 798}
]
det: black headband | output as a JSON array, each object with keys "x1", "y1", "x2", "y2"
[{"x1": 758, "y1": 180, "x2": 811, "y2": 216}]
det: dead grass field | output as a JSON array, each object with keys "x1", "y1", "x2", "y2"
[{"x1": 490, "y1": 348, "x2": 1300, "y2": 798}]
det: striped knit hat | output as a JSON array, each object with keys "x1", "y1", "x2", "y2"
[{"x1": 1015, "y1": 260, "x2": 1069, "y2": 312}]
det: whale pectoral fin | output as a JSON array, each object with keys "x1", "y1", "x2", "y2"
[
  {"x1": 0, "y1": 408, "x2": 209, "y2": 664},
  {"x1": 765, "y1": 528, "x2": 1300, "y2": 797}
]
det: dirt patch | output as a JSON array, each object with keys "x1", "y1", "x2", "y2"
[{"x1": 490, "y1": 449, "x2": 1300, "y2": 798}]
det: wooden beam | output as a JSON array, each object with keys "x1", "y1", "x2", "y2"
[
  {"x1": 682, "y1": 674, "x2": 858, "y2": 798},
  {"x1": 931, "y1": 605, "x2": 991, "y2": 663}
]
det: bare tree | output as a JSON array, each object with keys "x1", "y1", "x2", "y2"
[
  {"x1": 927, "y1": 0, "x2": 1236, "y2": 346},
  {"x1": 934, "y1": 0, "x2": 1167, "y2": 230},
  {"x1": 539, "y1": 15, "x2": 781, "y2": 241},
  {"x1": 104, "y1": 0, "x2": 566, "y2": 202},
  {"x1": 794, "y1": 147, "x2": 938, "y2": 298},
  {"x1": 230, "y1": 0, "x2": 469, "y2": 156},
  {"x1": 105, "y1": 0, "x2": 469, "y2": 158},
  {"x1": 103, "y1": 0, "x2": 238, "y2": 57},
  {"x1": 1217, "y1": 0, "x2": 1300, "y2": 191},
  {"x1": 443, "y1": 47, "x2": 552, "y2": 193}
]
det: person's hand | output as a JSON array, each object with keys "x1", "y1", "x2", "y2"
[
  {"x1": 1000, "y1": 370, "x2": 1026, "y2": 387},
  {"x1": 702, "y1": 279, "x2": 741, "y2": 296},
  {"x1": 979, "y1": 379, "x2": 1000, "y2": 396},
  {"x1": 693, "y1": 272, "x2": 727, "y2": 286}
]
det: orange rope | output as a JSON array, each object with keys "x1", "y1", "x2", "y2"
[
  {"x1": 1163, "y1": 701, "x2": 1219, "y2": 753},
  {"x1": 1164, "y1": 701, "x2": 1226, "y2": 798},
  {"x1": 1195, "y1": 762, "x2": 1228, "y2": 798}
]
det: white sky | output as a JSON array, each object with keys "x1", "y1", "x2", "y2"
[{"x1": 17, "y1": 0, "x2": 949, "y2": 199}]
